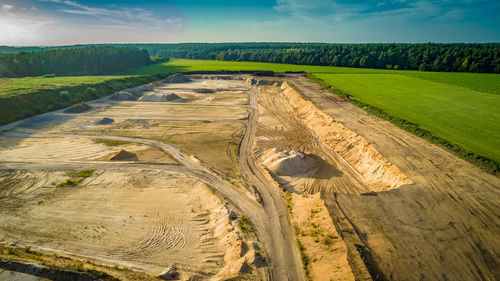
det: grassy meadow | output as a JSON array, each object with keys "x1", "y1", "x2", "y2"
[
  {"x1": 126, "y1": 59, "x2": 500, "y2": 95},
  {"x1": 0, "y1": 76, "x2": 127, "y2": 97},
  {"x1": 314, "y1": 73, "x2": 500, "y2": 164}
]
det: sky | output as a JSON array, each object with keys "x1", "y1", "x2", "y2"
[{"x1": 0, "y1": 0, "x2": 499, "y2": 46}]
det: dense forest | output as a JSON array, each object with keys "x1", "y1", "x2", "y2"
[
  {"x1": 0, "y1": 46, "x2": 151, "y2": 77},
  {"x1": 121, "y1": 43, "x2": 500, "y2": 73},
  {"x1": 1, "y1": 43, "x2": 499, "y2": 74}
]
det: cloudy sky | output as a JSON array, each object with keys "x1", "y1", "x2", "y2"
[{"x1": 1, "y1": 0, "x2": 499, "y2": 46}]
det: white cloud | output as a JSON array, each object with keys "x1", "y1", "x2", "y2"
[
  {"x1": 38, "y1": 0, "x2": 187, "y2": 31},
  {"x1": 0, "y1": 2, "x2": 56, "y2": 45},
  {"x1": 273, "y1": 0, "x2": 472, "y2": 23}
]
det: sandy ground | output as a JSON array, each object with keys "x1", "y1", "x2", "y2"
[
  {"x1": 0, "y1": 170, "x2": 220, "y2": 273},
  {"x1": 0, "y1": 75, "x2": 264, "y2": 280},
  {"x1": 290, "y1": 193, "x2": 354, "y2": 281},
  {"x1": 0, "y1": 137, "x2": 176, "y2": 164},
  {"x1": 30, "y1": 119, "x2": 246, "y2": 186}
]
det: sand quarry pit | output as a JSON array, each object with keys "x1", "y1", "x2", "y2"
[{"x1": 0, "y1": 73, "x2": 499, "y2": 281}]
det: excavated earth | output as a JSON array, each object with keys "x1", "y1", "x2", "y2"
[{"x1": 0, "y1": 73, "x2": 498, "y2": 281}]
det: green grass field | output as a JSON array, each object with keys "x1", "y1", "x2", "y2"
[
  {"x1": 127, "y1": 59, "x2": 500, "y2": 95},
  {"x1": 124, "y1": 59, "x2": 399, "y2": 75},
  {"x1": 0, "y1": 76, "x2": 128, "y2": 97},
  {"x1": 313, "y1": 73, "x2": 500, "y2": 163}
]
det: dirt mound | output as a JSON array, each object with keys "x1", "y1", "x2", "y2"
[
  {"x1": 95, "y1": 118, "x2": 114, "y2": 125},
  {"x1": 109, "y1": 91, "x2": 137, "y2": 101},
  {"x1": 138, "y1": 92, "x2": 185, "y2": 102},
  {"x1": 64, "y1": 103, "x2": 91, "y2": 113},
  {"x1": 261, "y1": 148, "x2": 316, "y2": 177},
  {"x1": 165, "y1": 73, "x2": 192, "y2": 83},
  {"x1": 109, "y1": 150, "x2": 138, "y2": 161}
]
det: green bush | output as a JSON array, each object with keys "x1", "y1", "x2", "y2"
[
  {"x1": 85, "y1": 87, "x2": 98, "y2": 98},
  {"x1": 59, "y1": 90, "x2": 71, "y2": 101}
]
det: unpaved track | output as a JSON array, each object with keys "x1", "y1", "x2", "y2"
[{"x1": 239, "y1": 86, "x2": 305, "y2": 281}]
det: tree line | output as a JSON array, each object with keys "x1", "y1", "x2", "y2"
[
  {"x1": 1, "y1": 43, "x2": 498, "y2": 74},
  {"x1": 124, "y1": 43, "x2": 500, "y2": 73},
  {"x1": 0, "y1": 46, "x2": 151, "y2": 77}
]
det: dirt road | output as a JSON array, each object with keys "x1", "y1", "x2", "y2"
[{"x1": 239, "y1": 86, "x2": 305, "y2": 281}]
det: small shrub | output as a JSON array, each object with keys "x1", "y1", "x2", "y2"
[
  {"x1": 41, "y1": 74, "x2": 56, "y2": 78},
  {"x1": 239, "y1": 215, "x2": 254, "y2": 234},
  {"x1": 74, "y1": 263, "x2": 84, "y2": 271},
  {"x1": 59, "y1": 90, "x2": 71, "y2": 101},
  {"x1": 321, "y1": 233, "x2": 333, "y2": 245},
  {"x1": 85, "y1": 87, "x2": 98, "y2": 98},
  {"x1": 7, "y1": 247, "x2": 17, "y2": 255}
]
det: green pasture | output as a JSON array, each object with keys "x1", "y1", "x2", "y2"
[
  {"x1": 313, "y1": 73, "x2": 500, "y2": 163},
  {"x1": 0, "y1": 76, "x2": 127, "y2": 97}
]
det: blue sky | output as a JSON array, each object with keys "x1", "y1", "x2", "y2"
[{"x1": 0, "y1": 0, "x2": 499, "y2": 45}]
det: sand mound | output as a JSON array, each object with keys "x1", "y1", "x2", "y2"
[
  {"x1": 109, "y1": 91, "x2": 137, "y2": 101},
  {"x1": 64, "y1": 103, "x2": 91, "y2": 113},
  {"x1": 95, "y1": 118, "x2": 114, "y2": 125},
  {"x1": 261, "y1": 148, "x2": 316, "y2": 177},
  {"x1": 165, "y1": 73, "x2": 192, "y2": 83},
  {"x1": 138, "y1": 92, "x2": 186, "y2": 102},
  {"x1": 109, "y1": 150, "x2": 138, "y2": 161}
]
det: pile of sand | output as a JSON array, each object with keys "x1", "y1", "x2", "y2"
[
  {"x1": 64, "y1": 103, "x2": 91, "y2": 113},
  {"x1": 165, "y1": 73, "x2": 192, "y2": 83},
  {"x1": 109, "y1": 150, "x2": 138, "y2": 161},
  {"x1": 95, "y1": 117, "x2": 114, "y2": 125},
  {"x1": 261, "y1": 148, "x2": 316, "y2": 177},
  {"x1": 138, "y1": 92, "x2": 185, "y2": 102},
  {"x1": 109, "y1": 91, "x2": 137, "y2": 101}
]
